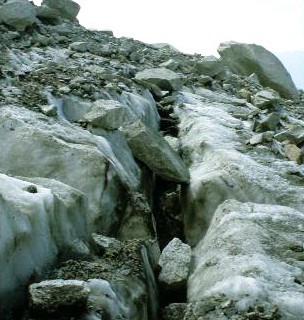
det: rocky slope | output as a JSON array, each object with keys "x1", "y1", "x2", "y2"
[{"x1": 0, "y1": 1, "x2": 304, "y2": 319}]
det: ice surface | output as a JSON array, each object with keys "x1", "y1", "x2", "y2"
[
  {"x1": 0, "y1": 174, "x2": 88, "y2": 307},
  {"x1": 188, "y1": 200, "x2": 304, "y2": 319}
]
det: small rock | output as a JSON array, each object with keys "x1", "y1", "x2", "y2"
[
  {"x1": 159, "y1": 58, "x2": 180, "y2": 71},
  {"x1": 40, "y1": 104, "x2": 57, "y2": 116},
  {"x1": 158, "y1": 238, "x2": 191, "y2": 291},
  {"x1": 249, "y1": 131, "x2": 273, "y2": 145},
  {"x1": 29, "y1": 279, "x2": 90, "y2": 313},
  {"x1": 92, "y1": 233, "x2": 121, "y2": 255},
  {"x1": 237, "y1": 88, "x2": 251, "y2": 101},
  {"x1": 25, "y1": 185, "x2": 38, "y2": 194}
]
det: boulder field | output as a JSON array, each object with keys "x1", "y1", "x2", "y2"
[{"x1": 0, "y1": 1, "x2": 304, "y2": 319}]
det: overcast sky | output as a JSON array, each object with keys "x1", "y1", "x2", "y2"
[
  {"x1": 70, "y1": 0, "x2": 304, "y2": 56},
  {"x1": 33, "y1": 0, "x2": 304, "y2": 88}
]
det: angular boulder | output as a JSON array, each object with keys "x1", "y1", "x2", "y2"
[
  {"x1": 135, "y1": 67, "x2": 183, "y2": 91},
  {"x1": 195, "y1": 55, "x2": 224, "y2": 77},
  {"x1": 0, "y1": 0, "x2": 37, "y2": 31},
  {"x1": 158, "y1": 238, "x2": 191, "y2": 291},
  {"x1": 188, "y1": 200, "x2": 304, "y2": 320},
  {"x1": 121, "y1": 120, "x2": 190, "y2": 183},
  {"x1": 42, "y1": 0, "x2": 80, "y2": 21},
  {"x1": 218, "y1": 41, "x2": 298, "y2": 99},
  {"x1": 81, "y1": 99, "x2": 126, "y2": 130},
  {"x1": 29, "y1": 279, "x2": 89, "y2": 313},
  {"x1": 253, "y1": 89, "x2": 280, "y2": 109}
]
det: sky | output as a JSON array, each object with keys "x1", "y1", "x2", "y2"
[{"x1": 33, "y1": 0, "x2": 304, "y2": 88}]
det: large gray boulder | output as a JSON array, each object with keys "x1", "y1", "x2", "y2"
[
  {"x1": 121, "y1": 120, "x2": 190, "y2": 183},
  {"x1": 0, "y1": 0, "x2": 37, "y2": 31},
  {"x1": 188, "y1": 200, "x2": 304, "y2": 320},
  {"x1": 42, "y1": 0, "x2": 80, "y2": 21},
  {"x1": 218, "y1": 41, "x2": 298, "y2": 99},
  {"x1": 135, "y1": 67, "x2": 183, "y2": 91}
]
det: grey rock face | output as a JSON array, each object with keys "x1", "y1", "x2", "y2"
[
  {"x1": 218, "y1": 41, "x2": 298, "y2": 99},
  {"x1": 121, "y1": 120, "x2": 190, "y2": 183},
  {"x1": 188, "y1": 200, "x2": 304, "y2": 320},
  {"x1": 29, "y1": 279, "x2": 89, "y2": 313},
  {"x1": 158, "y1": 238, "x2": 191, "y2": 290},
  {"x1": 0, "y1": 0, "x2": 37, "y2": 31},
  {"x1": 135, "y1": 67, "x2": 183, "y2": 91}
]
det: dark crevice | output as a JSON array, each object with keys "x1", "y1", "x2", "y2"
[{"x1": 152, "y1": 178, "x2": 185, "y2": 250}]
